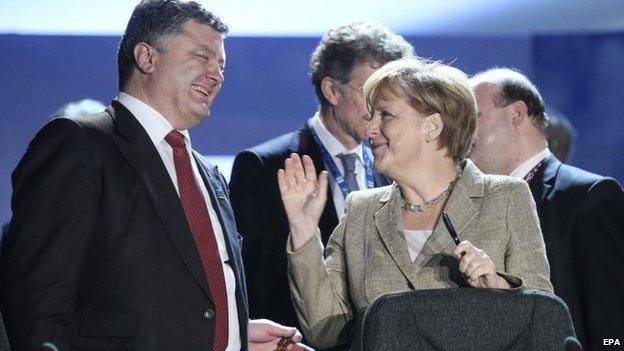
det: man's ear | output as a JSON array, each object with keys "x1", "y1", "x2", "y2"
[
  {"x1": 510, "y1": 100, "x2": 528, "y2": 127},
  {"x1": 320, "y1": 77, "x2": 341, "y2": 106},
  {"x1": 133, "y1": 42, "x2": 157, "y2": 74},
  {"x1": 423, "y1": 113, "x2": 443, "y2": 142}
]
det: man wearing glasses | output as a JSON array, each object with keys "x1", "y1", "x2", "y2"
[{"x1": 229, "y1": 21, "x2": 413, "y2": 350}]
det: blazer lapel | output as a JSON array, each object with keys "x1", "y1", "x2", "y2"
[
  {"x1": 414, "y1": 161, "x2": 483, "y2": 273},
  {"x1": 530, "y1": 154, "x2": 559, "y2": 210},
  {"x1": 109, "y1": 102, "x2": 211, "y2": 299},
  {"x1": 374, "y1": 184, "x2": 419, "y2": 288}
]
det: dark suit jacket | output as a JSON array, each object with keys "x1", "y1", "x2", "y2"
[
  {"x1": 229, "y1": 122, "x2": 390, "y2": 335},
  {"x1": 529, "y1": 154, "x2": 624, "y2": 350},
  {"x1": 0, "y1": 101, "x2": 249, "y2": 351}
]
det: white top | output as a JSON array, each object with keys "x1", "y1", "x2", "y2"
[
  {"x1": 117, "y1": 93, "x2": 241, "y2": 351},
  {"x1": 310, "y1": 113, "x2": 366, "y2": 217},
  {"x1": 403, "y1": 229, "x2": 434, "y2": 263},
  {"x1": 509, "y1": 148, "x2": 551, "y2": 179}
]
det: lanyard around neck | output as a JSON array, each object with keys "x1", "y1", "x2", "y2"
[{"x1": 308, "y1": 120, "x2": 375, "y2": 199}]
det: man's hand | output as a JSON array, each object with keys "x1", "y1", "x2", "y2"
[{"x1": 248, "y1": 319, "x2": 314, "y2": 351}]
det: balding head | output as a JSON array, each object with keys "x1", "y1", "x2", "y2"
[
  {"x1": 470, "y1": 68, "x2": 548, "y2": 131},
  {"x1": 469, "y1": 68, "x2": 549, "y2": 175}
]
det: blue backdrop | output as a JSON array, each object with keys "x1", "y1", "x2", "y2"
[{"x1": 1, "y1": 32, "x2": 622, "y2": 223}]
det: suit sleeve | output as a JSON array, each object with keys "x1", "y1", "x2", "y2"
[
  {"x1": 504, "y1": 180, "x2": 554, "y2": 292},
  {"x1": 0, "y1": 118, "x2": 99, "y2": 350},
  {"x1": 572, "y1": 178, "x2": 624, "y2": 347},
  {"x1": 286, "y1": 196, "x2": 354, "y2": 349}
]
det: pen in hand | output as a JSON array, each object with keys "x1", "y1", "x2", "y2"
[{"x1": 442, "y1": 212, "x2": 461, "y2": 246}]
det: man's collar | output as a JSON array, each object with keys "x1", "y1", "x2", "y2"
[
  {"x1": 509, "y1": 148, "x2": 551, "y2": 178},
  {"x1": 310, "y1": 112, "x2": 363, "y2": 160},
  {"x1": 117, "y1": 92, "x2": 191, "y2": 147}
]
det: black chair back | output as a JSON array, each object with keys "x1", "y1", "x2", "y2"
[{"x1": 361, "y1": 288, "x2": 576, "y2": 351}]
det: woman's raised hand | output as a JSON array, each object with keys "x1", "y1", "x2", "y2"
[{"x1": 278, "y1": 153, "x2": 328, "y2": 250}]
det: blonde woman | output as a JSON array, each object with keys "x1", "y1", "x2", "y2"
[{"x1": 278, "y1": 58, "x2": 552, "y2": 349}]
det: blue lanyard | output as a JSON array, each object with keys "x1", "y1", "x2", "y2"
[{"x1": 308, "y1": 120, "x2": 375, "y2": 199}]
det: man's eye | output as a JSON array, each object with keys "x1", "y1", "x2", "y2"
[{"x1": 381, "y1": 111, "x2": 393, "y2": 119}]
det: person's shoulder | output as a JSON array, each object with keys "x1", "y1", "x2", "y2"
[
  {"x1": 247, "y1": 130, "x2": 298, "y2": 158},
  {"x1": 557, "y1": 163, "x2": 623, "y2": 199},
  {"x1": 557, "y1": 163, "x2": 605, "y2": 187},
  {"x1": 460, "y1": 159, "x2": 528, "y2": 196},
  {"x1": 30, "y1": 110, "x2": 111, "y2": 148},
  {"x1": 347, "y1": 184, "x2": 394, "y2": 207},
  {"x1": 481, "y1": 173, "x2": 529, "y2": 195}
]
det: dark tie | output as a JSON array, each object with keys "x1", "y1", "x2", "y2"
[
  {"x1": 165, "y1": 130, "x2": 228, "y2": 350},
  {"x1": 337, "y1": 153, "x2": 360, "y2": 192}
]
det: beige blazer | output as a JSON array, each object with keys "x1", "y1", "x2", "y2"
[{"x1": 287, "y1": 160, "x2": 553, "y2": 349}]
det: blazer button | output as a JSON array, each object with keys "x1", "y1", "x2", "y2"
[{"x1": 203, "y1": 309, "x2": 215, "y2": 319}]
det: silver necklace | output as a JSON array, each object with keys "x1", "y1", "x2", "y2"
[{"x1": 401, "y1": 166, "x2": 462, "y2": 212}]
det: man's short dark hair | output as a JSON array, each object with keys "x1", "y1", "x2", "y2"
[
  {"x1": 310, "y1": 21, "x2": 414, "y2": 110},
  {"x1": 471, "y1": 68, "x2": 548, "y2": 131},
  {"x1": 117, "y1": 0, "x2": 228, "y2": 91}
]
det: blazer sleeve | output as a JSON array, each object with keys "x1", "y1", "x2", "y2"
[
  {"x1": 504, "y1": 180, "x2": 554, "y2": 292},
  {"x1": 0, "y1": 118, "x2": 99, "y2": 350},
  {"x1": 286, "y1": 197, "x2": 355, "y2": 349},
  {"x1": 572, "y1": 178, "x2": 624, "y2": 347}
]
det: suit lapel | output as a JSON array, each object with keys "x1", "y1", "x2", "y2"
[
  {"x1": 529, "y1": 154, "x2": 559, "y2": 210},
  {"x1": 193, "y1": 152, "x2": 250, "y2": 337},
  {"x1": 193, "y1": 152, "x2": 242, "y2": 277},
  {"x1": 108, "y1": 102, "x2": 211, "y2": 299},
  {"x1": 374, "y1": 184, "x2": 419, "y2": 287}
]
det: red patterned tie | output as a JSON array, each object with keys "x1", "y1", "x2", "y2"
[{"x1": 165, "y1": 130, "x2": 228, "y2": 350}]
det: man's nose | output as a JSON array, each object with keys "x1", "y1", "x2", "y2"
[{"x1": 207, "y1": 64, "x2": 224, "y2": 84}]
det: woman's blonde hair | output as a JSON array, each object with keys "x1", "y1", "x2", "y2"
[{"x1": 364, "y1": 57, "x2": 477, "y2": 163}]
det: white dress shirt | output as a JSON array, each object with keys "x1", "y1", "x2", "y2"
[
  {"x1": 509, "y1": 148, "x2": 551, "y2": 179},
  {"x1": 310, "y1": 113, "x2": 367, "y2": 217},
  {"x1": 117, "y1": 93, "x2": 241, "y2": 351}
]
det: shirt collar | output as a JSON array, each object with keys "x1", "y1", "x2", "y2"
[
  {"x1": 117, "y1": 92, "x2": 192, "y2": 147},
  {"x1": 310, "y1": 112, "x2": 363, "y2": 161},
  {"x1": 509, "y1": 148, "x2": 551, "y2": 178}
]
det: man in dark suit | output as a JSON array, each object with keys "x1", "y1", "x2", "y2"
[
  {"x1": 229, "y1": 22, "x2": 413, "y2": 348},
  {"x1": 0, "y1": 1, "x2": 309, "y2": 350},
  {"x1": 469, "y1": 67, "x2": 624, "y2": 350}
]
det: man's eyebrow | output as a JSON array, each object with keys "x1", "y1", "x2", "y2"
[{"x1": 194, "y1": 45, "x2": 225, "y2": 65}]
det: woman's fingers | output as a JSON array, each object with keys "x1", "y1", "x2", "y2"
[
  {"x1": 453, "y1": 240, "x2": 475, "y2": 260},
  {"x1": 466, "y1": 261, "x2": 493, "y2": 284},
  {"x1": 301, "y1": 155, "x2": 317, "y2": 183},
  {"x1": 291, "y1": 153, "x2": 307, "y2": 184},
  {"x1": 455, "y1": 240, "x2": 497, "y2": 288},
  {"x1": 277, "y1": 169, "x2": 287, "y2": 193},
  {"x1": 316, "y1": 170, "x2": 328, "y2": 202}
]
